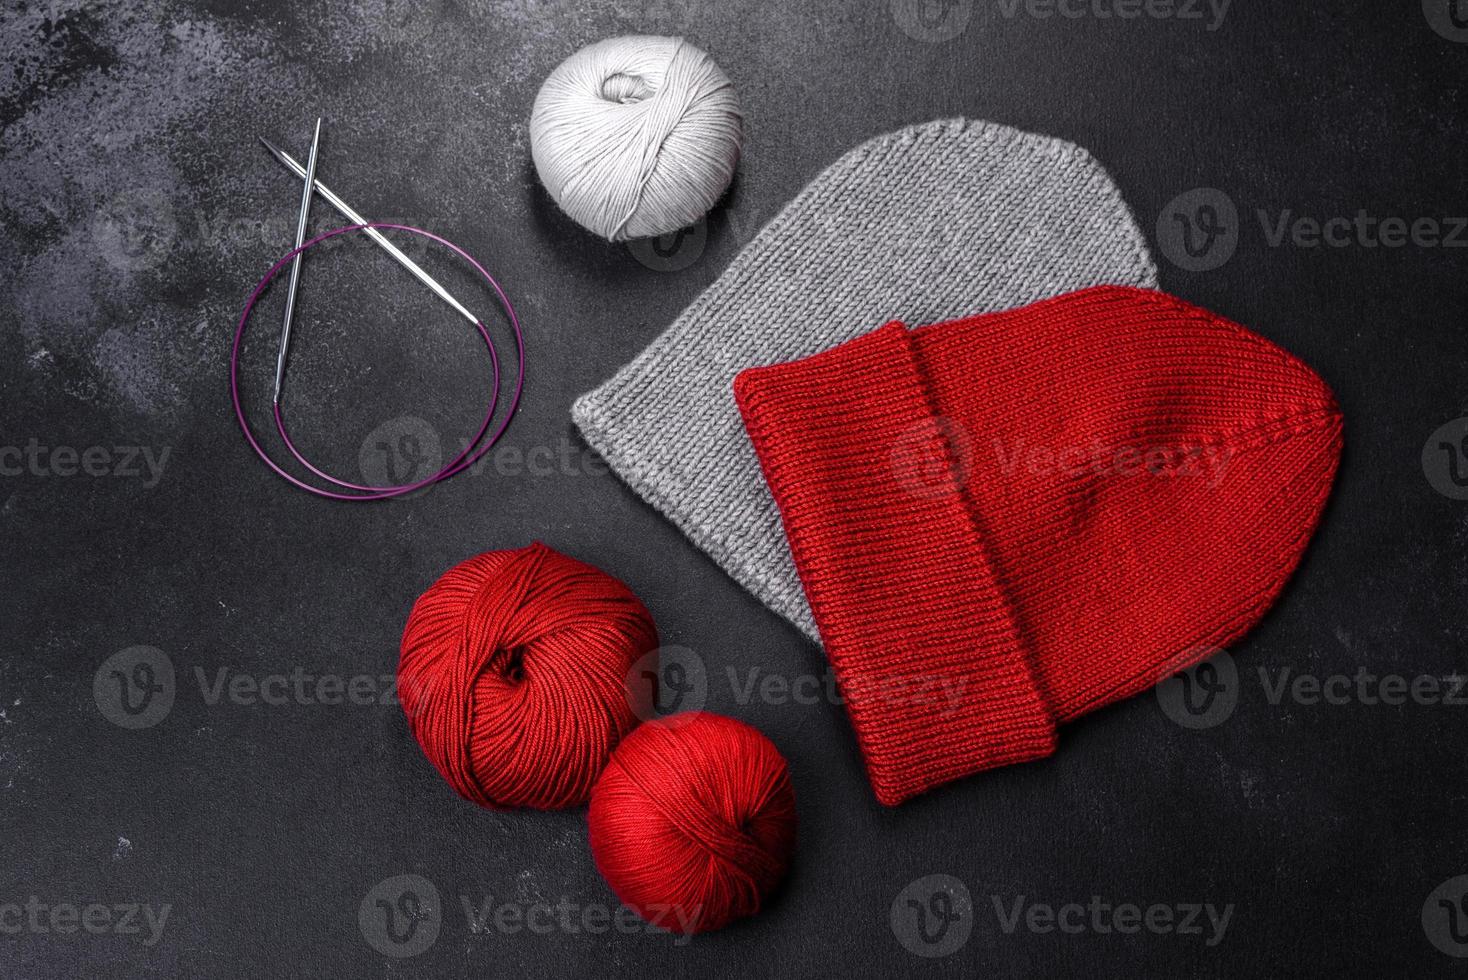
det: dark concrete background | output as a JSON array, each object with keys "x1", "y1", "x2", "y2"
[{"x1": 2, "y1": 0, "x2": 1467, "y2": 976}]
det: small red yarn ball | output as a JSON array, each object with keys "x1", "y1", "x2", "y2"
[
  {"x1": 588, "y1": 713, "x2": 797, "y2": 935},
  {"x1": 398, "y1": 542, "x2": 658, "y2": 810}
]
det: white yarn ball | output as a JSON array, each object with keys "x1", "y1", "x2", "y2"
[{"x1": 530, "y1": 35, "x2": 743, "y2": 242}]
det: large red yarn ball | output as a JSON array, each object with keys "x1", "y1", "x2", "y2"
[
  {"x1": 398, "y1": 542, "x2": 658, "y2": 810},
  {"x1": 588, "y1": 713, "x2": 797, "y2": 934}
]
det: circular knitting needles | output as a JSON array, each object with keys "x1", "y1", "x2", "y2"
[
  {"x1": 234, "y1": 121, "x2": 524, "y2": 501},
  {"x1": 273, "y1": 117, "x2": 322, "y2": 405}
]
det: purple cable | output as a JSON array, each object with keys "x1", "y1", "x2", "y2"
[{"x1": 231, "y1": 223, "x2": 524, "y2": 500}]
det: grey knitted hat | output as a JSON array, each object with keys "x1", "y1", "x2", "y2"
[{"x1": 573, "y1": 117, "x2": 1159, "y2": 639}]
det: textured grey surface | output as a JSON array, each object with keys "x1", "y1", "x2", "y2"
[
  {"x1": 575, "y1": 116, "x2": 1158, "y2": 639},
  {"x1": 1, "y1": 1, "x2": 1467, "y2": 978}
]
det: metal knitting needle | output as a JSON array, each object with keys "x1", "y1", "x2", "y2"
[
  {"x1": 273, "y1": 118, "x2": 322, "y2": 404},
  {"x1": 258, "y1": 136, "x2": 480, "y2": 329}
]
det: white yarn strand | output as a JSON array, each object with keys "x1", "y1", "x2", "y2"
[{"x1": 530, "y1": 36, "x2": 743, "y2": 241}]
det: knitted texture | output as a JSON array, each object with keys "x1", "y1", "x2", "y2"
[
  {"x1": 734, "y1": 286, "x2": 1343, "y2": 805},
  {"x1": 573, "y1": 118, "x2": 1158, "y2": 638}
]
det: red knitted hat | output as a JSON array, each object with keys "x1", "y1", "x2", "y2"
[{"x1": 734, "y1": 286, "x2": 1342, "y2": 806}]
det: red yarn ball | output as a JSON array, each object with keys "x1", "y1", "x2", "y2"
[
  {"x1": 398, "y1": 542, "x2": 658, "y2": 810},
  {"x1": 588, "y1": 713, "x2": 797, "y2": 935}
]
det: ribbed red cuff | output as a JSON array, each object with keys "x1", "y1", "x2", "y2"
[{"x1": 734, "y1": 322, "x2": 1057, "y2": 806}]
